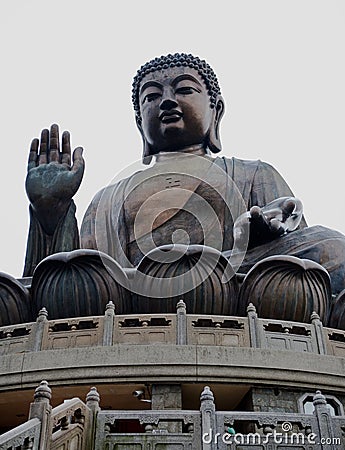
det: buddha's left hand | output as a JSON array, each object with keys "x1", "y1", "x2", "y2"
[{"x1": 234, "y1": 197, "x2": 303, "y2": 250}]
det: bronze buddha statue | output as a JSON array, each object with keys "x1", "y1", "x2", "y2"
[{"x1": 22, "y1": 53, "x2": 345, "y2": 325}]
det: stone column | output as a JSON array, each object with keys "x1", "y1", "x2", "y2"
[
  {"x1": 247, "y1": 303, "x2": 265, "y2": 348},
  {"x1": 313, "y1": 390, "x2": 337, "y2": 450},
  {"x1": 176, "y1": 300, "x2": 187, "y2": 345},
  {"x1": 103, "y1": 301, "x2": 115, "y2": 346},
  {"x1": 86, "y1": 386, "x2": 100, "y2": 448},
  {"x1": 27, "y1": 308, "x2": 48, "y2": 352},
  {"x1": 311, "y1": 311, "x2": 327, "y2": 355},
  {"x1": 200, "y1": 386, "x2": 216, "y2": 450},
  {"x1": 151, "y1": 384, "x2": 183, "y2": 433},
  {"x1": 28, "y1": 380, "x2": 52, "y2": 450}
]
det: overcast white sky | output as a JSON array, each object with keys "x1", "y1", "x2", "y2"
[{"x1": 0, "y1": 0, "x2": 344, "y2": 277}]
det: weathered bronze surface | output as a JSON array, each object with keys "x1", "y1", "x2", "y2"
[
  {"x1": 132, "y1": 244, "x2": 239, "y2": 315},
  {"x1": 21, "y1": 53, "x2": 345, "y2": 323},
  {"x1": 238, "y1": 255, "x2": 331, "y2": 323},
  {"x1": 0, "y1": 272, "x2": 31, "y2": 326},
  {"x1": 328, "y1": 289, "x2": 345, "y2": 330},
  {"x1": 31, "y1": 249, "x2": 129, "y2": 320}
]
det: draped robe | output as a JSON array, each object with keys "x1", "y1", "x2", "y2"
[{"x1": 24, "y1": 154, "x2": 345, "y2": 295}]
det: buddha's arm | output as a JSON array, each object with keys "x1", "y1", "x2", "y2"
[
  {"x1": 233, "y1": 160, "x2": 306, "y2": 250},
  {"x1": 249, "y1": 159, "x2": 307, "y2": 228},
  {"x1": 23, "y1": 125, "x2": 85, "y2": 276},
  {"x1": 79, "y1": 192, "x2": 100, "y2": 250},
  {"x1": 23, "y1": 202, "x2": 80, "y2": 276}
]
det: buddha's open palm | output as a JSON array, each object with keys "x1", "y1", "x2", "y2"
[
  {"x1": 233, "y1": 197, "x2": 303, "y2": 250},
  {"x1": 26, "y1": 124, "x2": 85, "y2": 235}
]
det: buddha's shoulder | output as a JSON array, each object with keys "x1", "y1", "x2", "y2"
[
  {"x1": 217, "y1": 155, "x2": 276, "y2": 171},
  {"x1": 89, "y1": 170, "x2": 145, "y2": 206}
]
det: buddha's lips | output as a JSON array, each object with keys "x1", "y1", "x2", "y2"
[{"x1": 159, "y1": 110, "x2": 183, "y2": 123}]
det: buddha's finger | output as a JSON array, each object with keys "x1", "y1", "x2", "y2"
[
  {"x1": 28, "y1": 138, "x2": 39, "y2": 171},
  {"x1": 249, "y1": 206, "x2": 269, "y2": 228},
  {"x1": 270, "y1": 218, "x2": 285, "y2": 235},
  {"x1": 71, "y1": 147, "x2": 85, "y2": 177},
  {"x1": 282, "y1": 199, "x2": 296, "y2": 217},
  {"x1": 61, "y1": 131, "x2": 71, "y2": 166},
  {"x1": 38, "y1": 129, "x2": 49, "y2": 165},
  {"x1": 49, "y1": 124, "x2": 60, "y2": 162},
  {"x1": 249, "y1": 205, "x2": 262, "y2": 219}
]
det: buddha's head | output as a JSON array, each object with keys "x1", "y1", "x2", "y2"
[{"x1": 132, "y1": 53, "x2": 225, "y2": 164}]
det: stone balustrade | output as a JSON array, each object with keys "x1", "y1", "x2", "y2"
[
  {"x1": 0, "y1": 418, "x2": 40, "y2": 450},
  {"x1": 1, "y1": 382, "x2": 343, "y2": 449},
  {"x1": 1, "y1": 300, "x2": 344, "y2": 359},
  {"x1": 0, "y1": 381, "x2": 95, "y2": 450}
]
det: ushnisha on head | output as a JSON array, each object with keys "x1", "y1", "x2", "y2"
[{"x1": 132, "y1": 53, "x2": 225, "y2": 164}]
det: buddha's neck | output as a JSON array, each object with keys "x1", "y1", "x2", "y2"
[{"x1": 155, "y1": 144, "x2": 208, "y2": 162}]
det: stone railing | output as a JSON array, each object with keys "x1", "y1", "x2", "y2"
[
  {"x1": 1, "y1": 383, "x2": 343, "y2": 449},
  {"x1": 0, "y1": 300, "x2": 344, "y2": 358},
  {"x1": 0, "y1": 418, "x2": 41, "y2": 450},
  {"x1": 210, "y1": 388, "x2": 345, "y2": 449},
  {"x1": 97, "y1": 387, "x2": 344, "y2": 449},
  {"x1": 0, "y1": 381, "x2": 96, "y2": 450},
  {"x1": 95, "y1": 409, "x2": 201, "y2": 449}
]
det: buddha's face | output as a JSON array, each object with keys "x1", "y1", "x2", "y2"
[{"x1": 138, "y1": 67, "x2": 214, "y2": 154}]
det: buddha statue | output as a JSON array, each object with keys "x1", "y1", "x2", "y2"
[{"x1": 22, "y1": 53, "x2": 345, "y2": 324}]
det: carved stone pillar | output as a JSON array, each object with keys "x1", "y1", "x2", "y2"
[
  {"x1": 200, "y1": 386, "x2": 216, "y2": 450},
  {"x1": 28, "y1": 380, "x2": 52, "y2": 450},
  {"x1": 151, "y1": 384, "x2": 182, "y2": 433}
]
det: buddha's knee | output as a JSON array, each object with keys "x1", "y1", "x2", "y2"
[{"x1": 237, "y1": 255, "x2": 331, "y2": 323}]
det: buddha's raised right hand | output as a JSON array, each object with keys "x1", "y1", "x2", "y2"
[{"x1": 25, "y1": 124, "x2": 85, "y2": 235}]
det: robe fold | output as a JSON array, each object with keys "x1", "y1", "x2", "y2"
[{"x1": 24, "y1": 155, "x2": 345, "y2": 294}]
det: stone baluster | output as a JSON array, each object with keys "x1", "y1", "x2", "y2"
[
  {"x1": 103, "y1": 301, "x2": 115, "y2": 346},
  {"x1": 28, "y1": 380, "x2": 52, "y2": 450},
  {"x1": 200, "y1": 386, "x2": 217, "y2": 450},
  {"x1": 23, "y1": 437, "x2": 34, "y2": 449},
  {"x1": 176, "y1": 300, "x2": 187, "y2": 345},
  {"x1": 27, "y1": 308, "x2": 48, "y2": 352},
  {"x1": 247, "y1": 303, "x2": 265, "y2": 348},
  {"x1": 313, "y1": 390, "x2": 337, "y2": 449},
  {"x1": 311, "y1": 311, "x2": 327, "y2": 355},
  {"x1": 86, "y1": 386, "x2": 101, "y2": 415},
  {"x1": 86, "y1": 386, "x2": 101, "y2": 447}
]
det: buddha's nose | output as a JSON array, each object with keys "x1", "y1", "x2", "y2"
[{"x1": 160, "y1": 97, "x2": 178, "y2": 110}]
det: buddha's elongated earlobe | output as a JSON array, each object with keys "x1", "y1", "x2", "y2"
[
  {"x1": 136, "y1": 116, "x2": 153, "y2": 165},
  {"x1": 207, "y1": 96, "x2": 225, "y2": 154},
  {"x1": 142, "y1": 137, "x2": 153, "y2": 165}
]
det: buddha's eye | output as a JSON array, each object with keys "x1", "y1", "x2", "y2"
[
  {"x1": 175, "y1": 86, "x2": 197, "y2": 95},
  {"x1": 143, "y1": 92, "x2": 161, "y2": 103}
]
